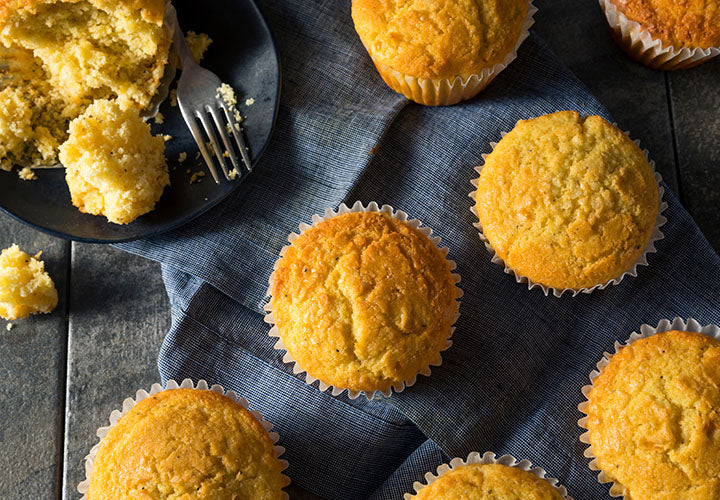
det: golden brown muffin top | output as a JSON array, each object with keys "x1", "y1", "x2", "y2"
[
  {"x1": 586, "y1": 330, "x2": 720, "y2": 500},
  {"x1": 0, "y1": 0, "x2": 166, "y2": 25},
  {"x1": 410, "y1": 463, "x2": 565, "y2": 500},
  {"x1": 270, "y1": 211, "x2": 458, "y2": 394},
  {"x1": 88, "y1": 388, "x2": 286, "y2": 500},
  {"x1": 351, "y1": 0, "x2": 527, "y2": 80},
  {"x1": 474, "y1": 111, "x2": 658, "y2": 291},
  {"x1": 609, "y1": 0, "x2": 720, "y2": 49}
]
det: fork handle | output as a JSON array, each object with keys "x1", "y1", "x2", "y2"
[{"x1": 167, "y1": 4, "x2": 196, "y2": 70}]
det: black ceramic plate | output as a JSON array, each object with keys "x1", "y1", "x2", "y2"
[{"x1": 0, "y1": 0, "x2": 280, "y2": 243}]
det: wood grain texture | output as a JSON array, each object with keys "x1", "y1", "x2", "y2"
[
  {"x1": 61, "y1": 244, "x2": 170, "y2": 499},
  {"x1": 0, "y1": 217, "x2": 68, "y2": 499},
  {"x1": 667, "y1": 58, "x2": 720, "y2": 252}
]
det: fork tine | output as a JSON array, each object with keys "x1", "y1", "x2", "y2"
[
  {"x1": 197, "y1": 111, "x2": 230, "y2": 179},
  {"x1": 208, "y1": 106, "x2": 240, "y2": 174},
  {"x1": 180, "y1": 108, "x2": 221, "y2": 184},
  {"x1": 219, "y1": 101, "x2": 252, "y2": 171}
]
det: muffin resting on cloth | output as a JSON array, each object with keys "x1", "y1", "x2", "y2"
[
  {"x1": 608, "y1": 0, "x2": 720, "y2": 49},
  {"x1": 351, "y1": 0, "x2": 529, "y2": 105},
  {"x1": 0, "y1": 0, "x2": 171, "y2": 170},
  {"x1": 87, "y1": 388, "x2": 286, "y2": 500},
  {"x1": 0, "y1": 244, "x2": 58, "y2": 321},
  {"x1": 585, "y1": 330, "x2": 720, "y2": 500},
  {"x1": 59, "y1": 99, "x2": 169, "y2": 225},
  {"x1": 270, "y1": 211, "x2": 458, "y2": 395},
  {"x1": 409, "y1": 463, "x2": 565, "y2": 499},
  {"x1": 474, "y1": 110, "x2": 659, "y2": 291}
]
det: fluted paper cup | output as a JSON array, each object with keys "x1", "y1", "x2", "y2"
[
  {"x1": 599, "y1": 0, "x2": 720, "y2": 70},
  {"x1": 469, "y1": 126, "x2": 667, "y2": 298},
  {"x1": 404, "y1": 451, "x2": 572, "y2": 499},
  {"x1": 368, "y1": 0, "x2": 537, "y2": 106},
  {"x1": 578, "y1": 317, "x2": 720, "y2": 497},
  {"x1": 264, "y1": 200, "x2": 463, "y2": 400},
  {"x1": 77, "y1": 378, "x2": 290, "y2": 499}
]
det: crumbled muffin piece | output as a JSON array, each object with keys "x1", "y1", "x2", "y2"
[
  {"x1": 0, "y1": 244, "x2": 58, "y2": 321},
  {"x1": 189, "y1": 171, "x2": 205, "y2": 184},
  {"x1": 59, "y1": 99, "x2": 169, "y2": 225},
  {"x1": 245, "y1": 97, "x2": 255, "y2": 106},
  {"x1": 178, "y1": 152, "x2": 187, "y2": 163},
  {"x1": 185, "y1": 31, "x2": 212, "y2": 63},
  {"x1": 0, "y1": 0, "x2": 172, "y2": 169},
  {"x1": 153, "y1": 112, "x2": 164, "y2": 125}
]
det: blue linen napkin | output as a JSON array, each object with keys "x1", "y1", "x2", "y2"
[{"x1": 120, "y1": 1, "x2": 720, "y2": 498}]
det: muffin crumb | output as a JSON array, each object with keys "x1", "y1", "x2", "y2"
[
  {"x1": 0, "y1": 244, "x2": 58, "y2": 321},
  {"x1": 154, "y1": 112, "x2": 164, "y2": 125},
  {"x1": 185, "y1": 31, "x2": 213, "y2": 63},
  {"x1": 18, "y1": 166, "x2": 37, "y2": 181},
  {"x1": 190, "y1": 171, "x2": 205, "y2": 184},
  {"x1": 245, "y1": 97, "x2": 255, "y2": 106},
  {"x1": 178, "y1": 152, "x2": 187, "y2": 163}
]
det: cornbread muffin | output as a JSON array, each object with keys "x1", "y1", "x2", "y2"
[
  {"x1": 410, "y1": 463, "x2": 565, "y2": 500},
  {"x1": 59, "y1": 99, "x2": 169, "y2": 225},
  {"x1": 87, "y1": 388, "x2": 286, "y2": 499},
  {"x1": 0, "y1": 46, "x2": 66, "y2": 171},
  {"x1": 585, "y1": 330, "x2": 720, "y2": 499},
  {"x1": 474, "y1": 111, "x2": 659, "y2": 291},
  {"x1": 0, "y1": 0, "x2": 171, "y2": 170},
  {"x1": 0, "y1": 244, "x2": 58, "y2": 321},
  {"x1": 270, "y1": 211, "x2": 458, "y2": 395},
  {"x1": 352, "y1": 0, "x2": 529, "y2": 105},
  {"x1": 608, "y1": 0, "x2": 720, "y2": 49}
]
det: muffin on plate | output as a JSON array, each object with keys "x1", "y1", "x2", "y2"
[
  {"x1": 59, "y1": 99, "x2": 169, "y2": 225},
  {"x1": 0, "y1": 244, "x2": 58, "y2": 321},
  {"x1": 0, "y1": 0, "x2": 171, "y2": 170},
  {"x1": 599, "y1": 0, "x2": 720, "y2": 69},
  {"x1": 268, "y1": 207, "x2": 460, "y2": 397},
  {"x1": 583, "y1": 330, "x2": 720, "y2": 499},
  {"x1": 87, "y1": 387, "x2": 287, "y2": 499},
  {"x1": 351, "y1": 0, "x2": 533, "y2": 105},
  {"x1": 472, "y1": 111, "x2": 660, "y2": 294}
]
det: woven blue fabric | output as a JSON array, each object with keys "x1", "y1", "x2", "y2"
[{"x1": 119, "y1": 1, "x2": 720, "y2": 498}]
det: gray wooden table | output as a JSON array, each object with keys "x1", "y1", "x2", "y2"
[{"x1": 1, "y1": 2, "x2": 718, "y2": 498}]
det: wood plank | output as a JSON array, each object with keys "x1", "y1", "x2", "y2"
[
  {"x1": 0, "y1": 215, "x2": 68, "y2": 499},
  {"x1": 667, "y1": 58, "x2": 720, "y2": 252},
  {"x1": 62, "y1": 244, "x2": 170, "y2": 499},
  {"x1": 533, "y1": 0, "x2": 679, "y2": 193}
]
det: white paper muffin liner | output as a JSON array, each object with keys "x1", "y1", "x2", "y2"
[
  {"x1": 264, "y1": 200, "x2": 463, "y2": 400},
  {"x1": 599, "y1": 0, "x2": 720, "y2": 70},
  {"x1": 469, "y1": 126, "x2": 667, "y2": 298},
  {"x1": 404, "y1": 451, "x2": 572, "y2": 499},
  {"x1": 578, "y1": 317, "x2": 720, "y2": 497},
  {"x1": 368, "y1": 0, "x2": 537, "y2": 106},
  {"x1": 77, "y1": 378, "x2": 290, "y2": 499}
]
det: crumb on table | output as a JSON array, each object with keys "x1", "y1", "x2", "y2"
[
  {"x1": 245, "y1": 98, "x2": 255, "y2": 106},
  {"x1": 6, "y1": 323, "x2": 13, "y2": 331},
  {"x1": 0, "y1": 244, "x2": 58, "y2": 321}
]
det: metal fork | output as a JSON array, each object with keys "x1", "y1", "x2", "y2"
[{"x1": 170, "y1": 5, "x2": 252, "y2": 183}]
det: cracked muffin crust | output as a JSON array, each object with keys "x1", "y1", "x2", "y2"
[
  {"x1": 474, "y1": 111, "x2": 658, "y2": 291},
  {"x1": 585, "y1": 330, "x2": 720, "y2": 500},
  {"x1": 409, "y1": 463, "x2": 565, "y2": 500},
  {"x1": 87, "y1": 388, "x2": 286, "y2": 500},
  {"x1": 269, "y1": 211, "x2": 458, "y2": 395},
  {"x1": 608, "y1": 0, "x2": 720, "y2": 49}
]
